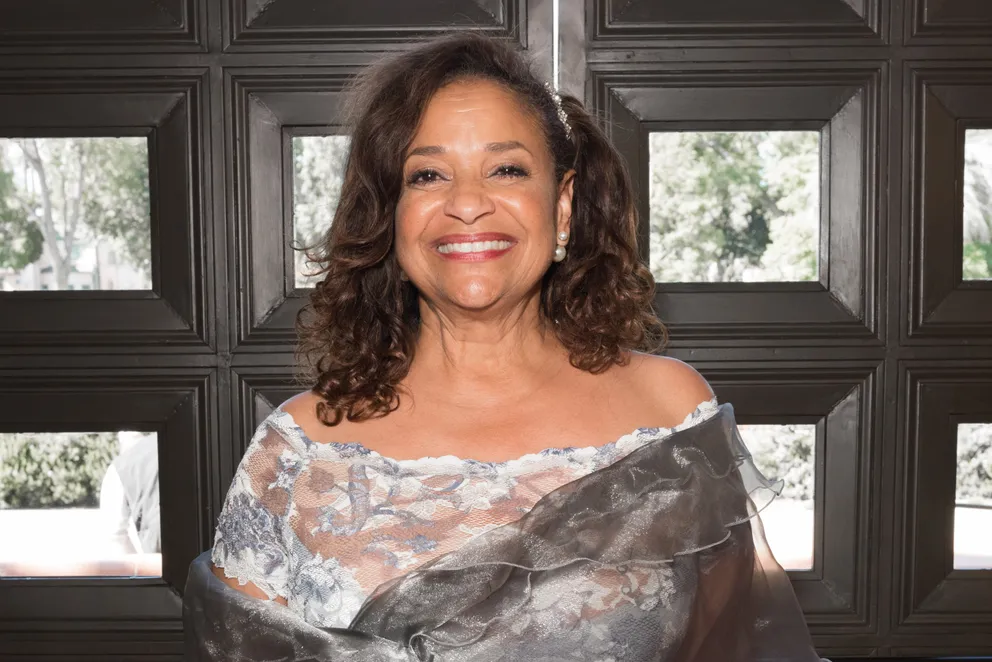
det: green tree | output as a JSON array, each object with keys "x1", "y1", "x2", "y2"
[
  {"x1": 0, "y1": 163, "x2": 43, "y2": 271},
  {"x1": 0, "y1": 432, "x2": 119, "y2": 509},
  {"x1": 292, "y1": 135, "x2": 351, "y2": 288},
  {"x1": 649, "y1": 131, "x2": 819, "y2": 283},
  {"x1": 957, "y1": 424, "x2": 992, "y2": 506},
  {"x1": 0, "y1": 137, "x2": 150, "y2": 290},
  {"x1": 82, "y1": 138, "x2": 152, "y2": 275},
  {"x1": 963, "y1": 130, "x2": 992, "y2": 280},
  {"x1": 740, "y1": 424, "x2": 816, "y2": 501}
]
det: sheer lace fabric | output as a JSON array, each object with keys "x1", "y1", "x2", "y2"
[
  {"x1": 211, "y1": 398, "x2": 721, "y2": 628},
  {"x1": 187, "y1": 401, "x2": 826, "y2": 661}
]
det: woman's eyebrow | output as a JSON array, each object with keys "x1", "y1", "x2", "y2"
[
  {"x1": 405, "y1": 140, "x2": 532, "y2": 160},
  {"x1": 407, "y1": 145, "x2": 445, "y2": 158},
  {"x1": 485, "y1": 140, "x2": 531, "y2": 154}
]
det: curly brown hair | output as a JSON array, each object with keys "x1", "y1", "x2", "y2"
[{"x1": 296, "y1": 30, "x2": 666, "y2": 426}]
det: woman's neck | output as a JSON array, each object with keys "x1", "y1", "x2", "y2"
[{"x1": 407, "y1": 297, "x2": 569, "y2": 409}]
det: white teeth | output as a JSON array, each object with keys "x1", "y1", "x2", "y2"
[{"x1": 437, "y1": 240, "x2": 513, "y2": 254}]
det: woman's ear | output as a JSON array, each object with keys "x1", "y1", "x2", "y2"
[{"x1": 556, "y1": 169, "x2": 576, "y2": 235}]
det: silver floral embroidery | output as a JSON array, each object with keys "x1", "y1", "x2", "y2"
[{"x1": 211, "y1": 398, "x2": 720, "y2": 628}]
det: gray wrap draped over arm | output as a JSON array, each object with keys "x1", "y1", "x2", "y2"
[{"x1": 183, "y1": 403, "x2": 826, "y2": 661}]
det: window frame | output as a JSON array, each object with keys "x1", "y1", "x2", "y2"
[
  {"x1": 591, "y1": 64, "x2": 883, "y2": 347},
  {"x1": 904, "y1": 66, "x2": 992, "y2": 342},
  {"x1": 0, "y1": 73, "x2": 211, "y2": 351},
  {"x1": 0, "y1": 370, "x2": 214, "y2": 627},
  {"x1": 706, "y1": 364, "x2": 878, "y2": 629},
  {"x1": 896, "y1": 364, "x2": 992, "y2": 632}
]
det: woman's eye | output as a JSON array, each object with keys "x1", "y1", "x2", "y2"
[
  {"x1": 407, "y1": 169, "x2": 443, "y2": 185},
  {"x1": 406, "y1": 165, "x2": 528, "y2": 186},
  {"x1": 492, "y1": 164, "x2": 528, "y2": 178}
]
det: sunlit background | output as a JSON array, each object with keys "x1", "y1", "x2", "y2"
[
  {"x1": 649, "y1": 131, "x2": 820, "y2": 284},
  {"x1": 1, "y1": 125, "x2": 989, "y2": 576},
  {"x1": 0, "y1": 430, "x2": 161, "y2": 578},
  {"x1": 0, "y1": 137, "x2": 151, "y2": 292},
  {"x1": 964, "y1": 130, "x2": 992, "y2": 281}
]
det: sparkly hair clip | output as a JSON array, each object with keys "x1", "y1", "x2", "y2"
[{"x1": 544, "y1": 82, "x2": 572, "y2": 141}]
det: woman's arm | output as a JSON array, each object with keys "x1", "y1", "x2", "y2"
[
  {"x1": 672, "y1": 527, "x2": 757, "y2": 661},
  {"x1": 210, "y1": 562, "x2": 289, "y2": 606},
  {"x1": 207, "y1": 420, "x2": 299, "y2": 606}
]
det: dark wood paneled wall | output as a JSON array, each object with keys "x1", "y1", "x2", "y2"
[
  {"x1": 565, "y1": 0, "x2": 992, "y2": 658},
  {"x1": 0, "y1": 0, "x2": 990, "y2": 659}
]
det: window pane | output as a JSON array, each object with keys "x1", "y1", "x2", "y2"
[
  {"x1": 955, "y1": 423, "x2": 992, "y2": 570},
  {"x1": 292, "y1": 135, "x2": 350, "y2": 289},
  {"x1": 649, "y1": 131, "x2": 820, "y2": 283},
  {"x1": 0, "y1": 430, "x2": 161, "y2": 578},
  {"x1": 0, "y1": 138, "x2": 151, "y2": 292},
  {"x1": 738, "y1": 423, "x2": 816, "y2": 570},
  {"x1": 963, "y1": 129, "x2": 992, "y2": 281}
]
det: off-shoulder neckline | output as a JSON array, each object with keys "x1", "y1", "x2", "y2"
[{"x1": 270, "y1": 397, "x2": 719, "y2": 471}]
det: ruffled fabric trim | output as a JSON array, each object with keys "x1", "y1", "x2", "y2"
[
  {"x1": 346, "y1": 403, "x2": 782, "y2": 647},
  {"x1": 186, "y1": 404, "x2": 826, "y2": 662},
  {"x1": 210, "y1": 546, "x2": 288, "y2": 601}
]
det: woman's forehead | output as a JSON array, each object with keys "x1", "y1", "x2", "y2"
[{"x1": 411, "y1": 80, "x2": 543, "y2": 143}]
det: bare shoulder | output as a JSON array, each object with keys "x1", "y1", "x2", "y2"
[
  {"x1": 622, "y1": 352, "x2": 715, "y2": 421},
  {"x1": 279, "y1": 390, "x2": 322, "y2": 426},
  {"x1": 278, "y1": 390, "x2": 361, "y2": 443}
]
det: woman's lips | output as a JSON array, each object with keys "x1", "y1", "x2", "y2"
[
  {"x1": 436, "y1": 245, "x2": 514, "y2": 261},
  {"x1": 433, "y1": 233, "x2": 516, "y2": 262}
]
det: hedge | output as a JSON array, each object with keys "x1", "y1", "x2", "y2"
[{"x1": 0, "y1": 432, "x2": 119, "y2": 509}]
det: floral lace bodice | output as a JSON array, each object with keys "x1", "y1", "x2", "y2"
[{"x1": 211, "y1": 397, "x2": 720, "y2": 629}]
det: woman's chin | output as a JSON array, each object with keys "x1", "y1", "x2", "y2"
[
  {"x1": 448, "y1": 294, "x2": 504, "y2": 313},
  {"x1": 439, "y1": 282, "x2": 513, "y2": 313}
]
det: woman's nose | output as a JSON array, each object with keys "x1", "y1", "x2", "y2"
[{"x1": 443, "y1": 177, "x2": 495, "y2": 224}]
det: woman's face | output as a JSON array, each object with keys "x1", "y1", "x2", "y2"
[{"x1": 395, "y1": 78, "x2": 573, "y2": 316}]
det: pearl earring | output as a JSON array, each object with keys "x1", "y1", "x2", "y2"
[
  {"x1": 558, "y1": 231, "x2": 568, "y2": 242},
  {"x1": 553, "y1": 245, "x2": 567, "y2": 262}
]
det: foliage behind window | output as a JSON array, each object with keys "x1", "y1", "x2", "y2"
[
  {"x1": 0, "y1": 432, "x2": 119, "y2": 509},
  {"x1": 958, "y1": 424, "x2": 992, "y2": 507},
  {"x1": 649, "y1": 131, "x2": 820, "y2": 283}
]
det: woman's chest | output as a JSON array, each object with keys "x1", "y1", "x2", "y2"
[
  {"x1": 323, "y1": 391, "x2": 655, "y2": 466},
  {"x1": 281, "y1": 458, "x2": 603, "y2": 626}
]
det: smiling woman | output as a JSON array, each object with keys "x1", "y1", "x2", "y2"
[
  {"x1": 394, "y1": 80, "x2": 575, "y2": 316},
  {"x1": 290, "y1": 34, "x2": 664, "y2": 428},
  {"x1": 183, "y1": 31, "x2": 825, "y2": 662}
]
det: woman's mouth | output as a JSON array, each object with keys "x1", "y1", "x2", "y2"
[{"x1": 434, "y1": 236, "x2": 515, "y2": 261}]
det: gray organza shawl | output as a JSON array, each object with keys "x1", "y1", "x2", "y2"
[{"x1": 184, "y1": 404, "x2": 825, "y2": 661}]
